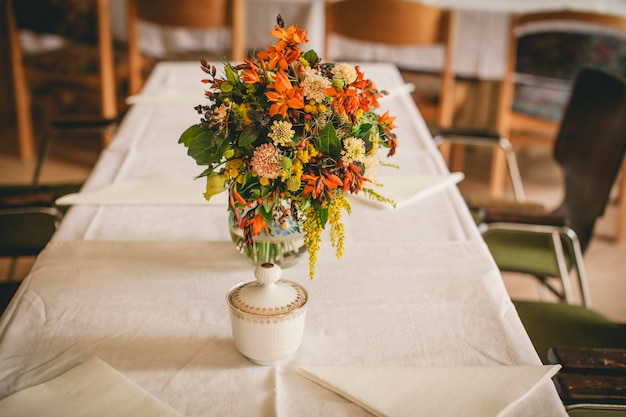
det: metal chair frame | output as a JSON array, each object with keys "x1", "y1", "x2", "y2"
[
  {"x1": 434, "y1": 133, "x2": 526, "y2": 201},
  {"x1": 480, "y1": 221, "x2": 591, "y2": 307}
]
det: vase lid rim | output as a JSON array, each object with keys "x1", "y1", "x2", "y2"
[{"x1": 227, "y1": 264, "x2": 307, "y2": 317}]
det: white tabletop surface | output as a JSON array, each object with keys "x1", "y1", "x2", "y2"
[{"x1": 0, "y1": 62, "x2": 567, "y2": 416}]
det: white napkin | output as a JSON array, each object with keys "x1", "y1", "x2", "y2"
[
  {"x1": 354, "y1": 172, "x2": 464, "y2": 209},
  {"x1": 56, "y1": 172, "x2": 227, "y2": 206},
  {"x1": 298, "y1": 365, "x2": 560, "y2": 417},
  {"x1": 0, "y1": 357, "x2": 185, "y2": 417}
]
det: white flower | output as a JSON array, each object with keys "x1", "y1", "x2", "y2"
[
  {"x1": 340, "y1": 137, "x2": 366, "y2": 166},
  {"x1": 332, "y1": 63, "x2": 357, "y2": 85},
  {"x1": 363, "y1": 154, "x2": 382, "y2": 180},
  {"x1": 301, "y1": 67, "x2": 331, "y2": 102},
  {"x1": 268, "y1": 120, "x2": 295, "y2": 147}
]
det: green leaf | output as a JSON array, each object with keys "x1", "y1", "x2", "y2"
[
  {"x1": 258, "y1": 204, "x2": 274, "y2": 227},
  {"x1": 187, "y1": 130, "x2": 221, "y2": 165},
  {"x1": 224, "y1": 64, "x2": 239, "y2": 85},
  {"x1": 302, "y1": 50, "x2": 319, "y2": 65},
  {"x1": 319, "y1": 207, "x2": 329, "y2": 228},
  {"x1": 318, "y1": 123, "x2": 341, "y2": 158},
  {"x1": 178, "y1": 124, "x2": 205, "y2": 146},
  {"x1": 221, "y1": 82, "x2": 233, "y2": 93},
  {"x1": 238, "y1": 126, "x2": 259, "y2": 147},
  {"x1": 354, "y1": 123, "x2": 373, "y2": 139}
]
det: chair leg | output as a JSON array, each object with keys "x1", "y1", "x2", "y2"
[
  {"x1": 438, "y1": 140, "x2": 452, "y2": 167},
  {"x1": 615, "y1": 161, "x2": 626, "y2": 242},
  {"x1": 551, "y1": 231, "x2": 575, "y2": 304},
  {"x1": 499, "y1": 138, "x2": 526, "y2": 202},
  {"x1": 6, "y1": 258, "x2": 18, "y2": 281},
  {"x1": 563, "y1": 228, "x2": 592, "y2": 308},
  {"x1": 489, "y1": 147, "x2": 508, "y2": 199},
  {"x1": 449, "y1": 144, "x2": 466, "y2": 172}
]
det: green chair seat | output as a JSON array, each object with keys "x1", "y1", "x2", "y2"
[{"x1": 513, "y1": 300, "x2": 626, "y2": 364}]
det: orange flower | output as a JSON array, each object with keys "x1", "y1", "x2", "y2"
[
  {"x1": 265, "y1": 71, "x2": 304, "y2": 117},
  {"x1": 302, "y1": 171, "x2": 343, "y2": 199},
  {"x1": 378, "y1": 110, "x2": 397, "y2": 132},
  {"x1": 240, "y1": 59, "x2": 262, "y2": 84},
  {"x1": 242, "y1": 213, "x2": 269, "y2": 236},
  {"x1": 386, "y1": 133, "x2": 399, "y2": 157},
  {"x1": 257, "y1": 44, "x2": 290, "y2": 71},
  {"x1": 342, "y1": 163, "x2": 370, "y2": 193},
  {"x1": 325, "y1": 86, "x2": 359, "y2": 119},
  {"x1": 270, "y1": 24, "x2": 308, "y2": 46}
]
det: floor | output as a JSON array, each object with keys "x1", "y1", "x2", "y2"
[{"x1": 1, "y1": 117, "x2": 625, "y2": 323}]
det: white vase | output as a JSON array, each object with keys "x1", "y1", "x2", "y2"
[{"x1": 227, "y1": 263, "x2": 308, "y2": 366}]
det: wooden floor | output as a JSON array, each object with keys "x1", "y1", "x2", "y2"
[{"x1": 1, "y1": 119, "x2": 625, "y2": 323}]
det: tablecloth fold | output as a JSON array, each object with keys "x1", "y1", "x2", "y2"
[
  {"x1": 56, "y1": 172, "x2": 226, "y2": 206},
  {"x1": 0, "y1": 357, "x2": 185, "y2": 417},
  {"x1": 297, "y1": 365, "x2": 560, "y2": 417}
]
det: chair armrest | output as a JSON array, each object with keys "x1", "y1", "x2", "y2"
[
  {"x1": 483, "y1": 208, "x2": 565, "y2": 226},
  {"x1": 432, "y1": 126, "x2": 502, "y2": 147},
  {"x1": 467, "y1": 199, "x2": 566, "y2": 226},
  {"x1": 434, "y1": 126, "x2": 501, "y2": 139}
]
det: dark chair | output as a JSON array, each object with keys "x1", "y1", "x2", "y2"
[
  {"x1": 477, "y1": 68, "x2": 626, "y2": 307},
  {"x1": 0, "y1": 185, "x2": 63, "y2": 280}
]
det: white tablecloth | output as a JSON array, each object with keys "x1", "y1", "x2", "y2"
[{"x1": 0, "y1": 62, "x2": 567, "y2": 417}]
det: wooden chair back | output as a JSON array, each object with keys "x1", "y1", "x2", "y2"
[
  {"x1": 6, "y1": 0, "x2": 118, "y2": 159},
  {"x1": 493, "y1": 10, "x2": 626, "y2": 240},
  {"x1": 324, "y1": 0, "x2": 457, "y2": 127},
  {"x1": 498, "y1": 10, "x2": 626, "y2": 142},
  {"x1": 127, "y1": 0, "x2": 246, "y2": 95}
]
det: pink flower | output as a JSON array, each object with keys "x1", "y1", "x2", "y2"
[{"x1": 251, "y1": 143, "x2": 283, "y2": 179}]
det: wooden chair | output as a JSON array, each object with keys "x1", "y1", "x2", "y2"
[
  {"x1": 492, "y1": 11, "x2": 626, "y2": 239},
  {"x1": 126, "y1": 0, "x2": 246, "y2": 96},
  {"x1": 479, "y1": 68, "x2": 626, "y2": 308},
  {"x1": 324, "y1": 0, "x2": 458, "y2": 129},
  {"x1": 6, "y1": 0, "x2": 125, "y2": 159}
]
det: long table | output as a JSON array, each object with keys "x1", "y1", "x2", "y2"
[{"x1": 0, "y1": 62, "x2": 568, "y2": 416}]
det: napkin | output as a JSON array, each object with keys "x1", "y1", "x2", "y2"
[
  {"x1": 354, "y1": 172, "x2": 464, "y2": 209},
  {"x1": 56, "y1": 172, "x2": 227, "y2": 206},
  {"x1": 298, "y1": 365, "x2": 560, "y2": 417},
  {"x1": 0, "y1": 357, "x2": 185, "y2": 417}
]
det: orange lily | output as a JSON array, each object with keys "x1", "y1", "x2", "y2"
[
  {"x1": 265, "y1": 71, "x2": 304, "y2": 117},
  {"x1": 302, "y1": 171, "x2": 343, "y2": 199},
  {"x1": 270, "y1": 24, "x2": 308, "y2": 46},
  {"x1": 378, "y1": 110, "x2": 397, "y2": 132},
  {"x1": 342, "y1": 163, "x2": 370, "y2": 193},
  {"x1": 325, "y1": 86, "x2": 359, "y2": 119},
  {"x1": 240, "y1": 59, "x2": 262, "y2": 84},
  {"x1": 257, "y1": 43, "x2": 290, "y2": 71},
  {"x1": 242, "y1": 213, "x2": 269, "y2": 236}
]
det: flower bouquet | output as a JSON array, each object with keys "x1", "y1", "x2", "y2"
[{"x1": 179, "y1": 16, "x2": 398, "y2": 278}]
